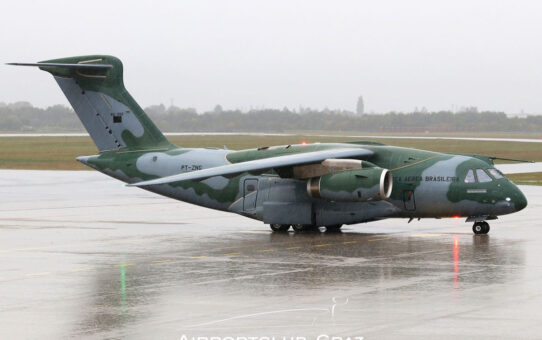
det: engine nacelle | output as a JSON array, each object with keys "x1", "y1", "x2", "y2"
[{"x1": 307, "y1": 167, "x2": 393, "y2": 202}]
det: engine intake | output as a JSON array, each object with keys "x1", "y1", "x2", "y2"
[{"x1": 307, "y1": 167, "x2": 393, "y2": 202}]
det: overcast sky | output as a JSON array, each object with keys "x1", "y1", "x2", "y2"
[{"x1": 1, "y1": 0, "x2": 542, "y2": 114}]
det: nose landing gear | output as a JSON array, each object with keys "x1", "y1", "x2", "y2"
[{"x1": 473, "y1": 221, "x2": 490, "y2": 235}]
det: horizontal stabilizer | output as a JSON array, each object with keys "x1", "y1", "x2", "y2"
[
  {"x1": 6, "y1": 62, "x2": 113, "y2": 69},
  {"x1": 128, "y1": 148, "x2": 374, "y2": 187}
]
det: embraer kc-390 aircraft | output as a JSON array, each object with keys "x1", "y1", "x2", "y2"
[{"x1": 9, "y1": 55, "x2": 528, "y2": 234}]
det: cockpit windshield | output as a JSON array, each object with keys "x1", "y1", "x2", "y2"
[
  {"x1": 464, "y1": 168, "x2": 502, "y2": 183},
  {"x1": 464, "y1": 169, "x2": 476, "y2": 183},
  {"x1": 476, "y1": 169, "x2": 493, "y2": 183},
  {"x1": 488, "y1": 168, "x2": 504, "y2": 179}
]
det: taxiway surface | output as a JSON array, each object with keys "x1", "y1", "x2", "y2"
[{"x1": 1, "y1": 170, "x2": 541, "y2": 339}]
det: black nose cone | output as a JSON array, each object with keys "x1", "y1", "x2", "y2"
[{"x1": 514, "y1": 189, "x2": 528, "y2": 212}]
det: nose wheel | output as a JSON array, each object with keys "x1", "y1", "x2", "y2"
[{"x1": 473, "y1": 221, "x2": 490, "y2": 235}]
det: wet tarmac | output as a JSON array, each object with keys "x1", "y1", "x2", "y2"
[{"x1": 1, "y1": 170, "x2": 541, "y2": 339}]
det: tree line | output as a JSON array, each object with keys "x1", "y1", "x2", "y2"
[{"x1": 1, "y1": 101, "x2": 541, "y2": 134}]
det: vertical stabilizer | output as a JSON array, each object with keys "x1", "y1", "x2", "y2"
[{"x1": 11, "y1": 55, "x2": 172, "y2": 152}]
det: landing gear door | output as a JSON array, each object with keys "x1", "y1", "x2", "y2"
[
  {"x1": 403, "y1": 190, "x2": 416, "y2": 211},
  {"x1": 243, "y1": 179, "x2": 258, "y2": 212}
]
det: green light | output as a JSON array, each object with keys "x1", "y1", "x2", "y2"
[{"x1": 120, "y1": 263, "x2": 127, "y2": 306}]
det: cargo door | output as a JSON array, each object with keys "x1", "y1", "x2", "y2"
[{"x1": 243, "y1": 179, "x2": 258, "y2": 212}]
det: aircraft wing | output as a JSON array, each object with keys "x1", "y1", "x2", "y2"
[{"x1": 128, "y1": 147, "x2": 373, "y2": 187}]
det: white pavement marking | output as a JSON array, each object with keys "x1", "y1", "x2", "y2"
[
  {"x1": 1, "y1": 132, "x2": 541, "y2": 143},
  {"x1": 496, "y1": 162, "x2": 542, "y2": 174},
  {"x1": 186, "y1": 307, "x2": 329, "y2": 328}
]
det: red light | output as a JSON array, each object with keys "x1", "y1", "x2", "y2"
[
  {"x1": 301, "y1": 141, "x2": 308, "y2": 145},
  {"x1": 453, "y1": 215, "x2": 460, "y2": 219},
  {"x1": 453, "y1": 235, "x2": 459, "y2": 289}
]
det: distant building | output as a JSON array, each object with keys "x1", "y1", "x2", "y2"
[{"x1": 356, "y1": 96, "x2": 364, "y2": 115}]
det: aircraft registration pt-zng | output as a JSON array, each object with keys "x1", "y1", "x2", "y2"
[{"x1": 9, "y1": 56, "x2": 528, "y2": 234}]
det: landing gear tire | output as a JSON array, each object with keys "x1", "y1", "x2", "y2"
[
  {"x1": 292, "y1": 224, "x2": 319, "y2": 232},
  {"x1": 325, "y1": 224, "x2": 343, "y2": 232},
  {"x1": 270, "y1": 224, "x2": 290, "y2": 232},
  {"x1": 473, "y1": 221, "x2": 490, "y2": 235}
]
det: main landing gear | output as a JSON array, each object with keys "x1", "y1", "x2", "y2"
[
  {"x1": 269, "y1": 224, "x2": 343, "y2": 232},
  {"x1": 292, "y1": 224, "x2": 319, "y2": 232},
  {"x1": 325, "y1": 224, "x2": 343, "y2": 232},
  {"x1": 472, "y1": 221, "x2": 490, "y2": 235},
  {"x1": 270, "y1": 224, "x2": 290, "y2": 232}
]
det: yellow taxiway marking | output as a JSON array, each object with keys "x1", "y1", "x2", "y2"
[
  {"x1": 0, "y1": 234, "x2": 180, "y2": 254},
  {"x1": 368, "y1": 237, "x2": 391, "y2": 242},
  {"x1": 70, "y1": 266, "x2": 95, "y2": 272},
  {"x1": 190, "y1": 256, "x2": 208, "y2": 259},
  {"x1": 224, "y1": 252, "x2": 241, "y2": 255},
  {"x1": 152, "y1": 259, "x2": 172, "y2": 264},
  {"x1": 314, "y1": 244, "x2": 331, "y2": 247},
  {"x1": 258, "y1": 249, "x2": 274, "y2": 252},
  {"x1": 410, "y1": 233, "x2": 444, "y2": 237},
  {"x1": 343, "y1": 241, "x2": 357, "y2": 244},
  {"x1": 25, "y1": 272, "x2": 50, "y2": 277},
  {"x1": 115, "y1": 263, "x2": 134, "y2": 267},
  {"x1": 287, "y1": 246, "x2": 303, "y2": 250}
]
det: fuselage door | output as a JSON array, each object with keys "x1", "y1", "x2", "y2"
[
  {"x1": 403, "y1": 190, "x2": 416, "y2": 211},
  {"x1": 243, "y1": 179, "x2": 259, "y2": 212}
]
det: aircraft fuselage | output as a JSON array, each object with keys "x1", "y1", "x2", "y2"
[{"x1": 78, "y1": 142, "x2": 527, "y2": 227}]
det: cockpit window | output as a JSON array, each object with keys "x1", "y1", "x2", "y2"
[
  {"x1": 464, "y1": 169, "x2": 476, "y2": 183},
  {"x1": 476, "y1": 169, "x2": 493, "y2": 183},
  {"x1": 488, "y1": 168, "x2": 504, "y2": 179}
]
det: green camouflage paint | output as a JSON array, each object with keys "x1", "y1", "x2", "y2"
[{"x1": 12, "y1": 55, "x2": 528, "y2": 229}]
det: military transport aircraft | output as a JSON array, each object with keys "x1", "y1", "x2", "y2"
[{"x1": 9, "y1": 55, "x2": 528, "y2": 234}]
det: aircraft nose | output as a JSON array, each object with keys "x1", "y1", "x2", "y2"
[{"x1": 509, "y1": 186, "x2": 528, "y2": 212}]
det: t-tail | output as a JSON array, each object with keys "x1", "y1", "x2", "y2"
[{"x1": 8, "y1": 55, "x2": 172, "y2": 152}]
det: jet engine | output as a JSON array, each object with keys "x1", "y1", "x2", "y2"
[{"x1": 307, "y1": 167, "x2": 393, "y2": 202}]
